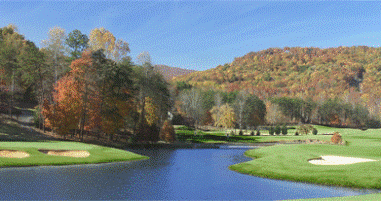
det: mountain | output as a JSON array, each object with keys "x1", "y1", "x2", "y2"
[
  {"x1": 154, "y1": 65, "x2": 196, "y2": 81},
  {"x1": 173, "y1": 46, "x2": 381, "y2": 107}
]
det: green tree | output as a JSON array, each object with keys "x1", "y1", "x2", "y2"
[
  {"x1": 66, "y1": 29, "x2": 89, "y2": 60},
  {"x1": 244, "y1": 95, "x2": 266, "y2": 129},
  {"x1": 0, "y1": 24, "x2": 26, "y2": 117}
]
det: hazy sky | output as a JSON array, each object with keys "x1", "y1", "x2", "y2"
[{"x1": 1, "y1": 1, "x2": 381, "y2": 71}]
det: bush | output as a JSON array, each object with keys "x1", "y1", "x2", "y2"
[
  {"x1": 239, "y1": 130, "x2": 243, "y2": 136},
  {"x1": 275, "y1": 125, "x2": 281, "y2": 135},
  {"x1": 331, "y1": 132, "x2": 342, "y2": 144},
  {"x1": 295, "y1": 132, "x2": 299, "y2": 136},
  {"x1": 296, "y1": 124, "x2": 314, "y2": 135},
  {"x1": 159, "y1": 120, "x2": 176, "y2": 143},
  {"x1": 256, "y1": 130, "x2": 261, "y2": 136},
  {"x1": 281, "y1": 125, "x2": 287, "y2": 135},
  {"x1": 269, "y1": 126, "x2": 275, "y2": 135},
  {"x1": 312, "y1": 128, "x2": 318, "y2": 135}
]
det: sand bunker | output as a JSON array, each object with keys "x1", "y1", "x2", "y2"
[
  {"x1": 0, "y1": 150, "x2": 29, "y2": 158},
  {"x1": 309, "y1": 155, "x2": 377, "y2": 165},
  {"x1": 39, "y1": 150, "x2": 90, "y2": 158}
]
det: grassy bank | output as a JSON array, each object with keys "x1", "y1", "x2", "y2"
[
  {"x1": 0, "y1": 118, "x2": 148, "y2": 167},
  {"x1": 0, "y1": 141, "x2": 149, "y2": 167},
  {"x1": 288, "y1": 193, "x2": 381, "y2": 201},
  {"x1": 229, "y1": 126, "x2": 381, "y2": 189}
]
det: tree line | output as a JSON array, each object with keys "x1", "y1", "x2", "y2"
[{"x1": 0, "y1": 24, "x2": 172, "y2": 142}]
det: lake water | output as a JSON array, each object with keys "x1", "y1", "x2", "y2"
[{"x1": 0, "y1": 148, "x2": 378, "y2": 200}]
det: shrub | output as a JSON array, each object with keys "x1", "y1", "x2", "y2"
[
  {"x1": 312, "y1": 128, "x2": 318, "y2": 135},
  {"x1": 269, "y1": 126, "x2": 275, "y2": 135},
  {"x1": 296, "y1": 124, "x2": 314, "y2": 135},
  {"x1": 239, "y1": 130, "x2": 243, "y2": 136},
  {"x1": 295, "y1": 132, "x2": 299, "y2": 136},
  {"x1": 281, "y1": 125, "x2": 287, "y2": 135},
  {"x1": 331, "y1": 132, "x2": 342, "y2": 144},
  {"x1": 275, "y1": 125, "x2": 281, "y2": 135},
  {"x1": 256, "y1": 130, "x2": 261, "y2": 136},
  {"x1": 159, "y1": 120, "x2": 176, "y2": 143}
]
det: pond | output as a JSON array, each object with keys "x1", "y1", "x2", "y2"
[{"x1": 0, "y1": 147, "x2": 378, "y2": 200}]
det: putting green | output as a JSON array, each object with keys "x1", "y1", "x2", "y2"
[
  {"x1": 0, "y1": 141, "x2": 148, "y2": 167},
  {"x1": 229, "y1": 126, "x2": 381, "y2": 190}
]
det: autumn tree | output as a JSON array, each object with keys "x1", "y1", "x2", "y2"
[
  {"x1": 89, "y1": 27, "x2": 130, "y2": 62},
  {"x1": 211, "y1": 103, "x2": 236, "y2": 129},
  {"x1": 132, "y1": 52, "x2": 170, "y2": 142},
  {"x1": 159, "y1": 120, "x2": 176, "y2": 143}
]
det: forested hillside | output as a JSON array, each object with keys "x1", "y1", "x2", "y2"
[
  {"x1": 154, "y1": 65, "x2": 196, "y2": 81},
  {"x1": 173, "y1": 46, "x2": 381, "y2": 128}
]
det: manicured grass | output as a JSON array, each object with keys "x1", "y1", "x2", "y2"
[
  {"x1": 0, "y1": 120, "x2": 148, "y2": 167},
  {"x1": 288, "y1": 193, "x2": 381, "y2": 200},
  {"x1": 175, "y1": 125, "x2": 337, "y2": 144},
  {"x1": 229, "y1": 126, "x2": 381, "y2": 189},
  {"x1": 0, "y1": 141, "x2": 149, "y2": 167}
]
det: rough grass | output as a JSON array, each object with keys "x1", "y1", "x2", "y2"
[{"x1": 229, "y1": 126, "x2": 381, "y2": 190}]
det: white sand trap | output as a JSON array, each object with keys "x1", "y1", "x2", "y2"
[
  {"x1": 0, "y1": 150, "x2": 29, "y2": 158},
  {"x1": 309, "y1": 155, "x2": 377, "y2": 165},
  {"x1": 39, "y1": 150, "x2": 90, "y2": 158}
]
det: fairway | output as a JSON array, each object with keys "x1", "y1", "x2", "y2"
[{"x1": 0, "y1": 141, "x2": 148, "y2": 167}]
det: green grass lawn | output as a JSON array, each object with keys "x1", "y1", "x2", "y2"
[
  {"x1": 0, "y1": 141, "x2": 149, "y2": 167},
  {"x1": 288, "y1": 193, "x2": 381, "y2": 201},
  {"x1": 228, "y1": 126, "x2": 381, "y2": 190},
  {"x1": 0, "y1": 119, "x2": 148, "y2": 167},
  {"x1": 175, "y1": 125, "x2": 336, "y2": 143},
  {"x1": 175, "y1": 125, "x2": 381, "y2": 200}
]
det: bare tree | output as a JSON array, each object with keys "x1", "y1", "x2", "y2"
[
  {"x1": 41, "y1": 26, "x2": 68, "y2": 85},
  {"x1": 180, "y1": 88, "x2": 205, "y2": 134},
  {"x1": 234, "y1": 90, "x2": 248, "y2": 130}
]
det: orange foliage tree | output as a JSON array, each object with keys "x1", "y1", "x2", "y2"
[{"x1": 43, "y1": 50, "x2": 133, "y2": 139}]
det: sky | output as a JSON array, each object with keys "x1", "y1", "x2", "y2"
[{"x1": 1, "y1": 1, "x2": 381, "y2": 71}]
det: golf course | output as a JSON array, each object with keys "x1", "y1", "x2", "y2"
[{"x1": 0, "y1": 116, "x2": 148, "y2": 167}]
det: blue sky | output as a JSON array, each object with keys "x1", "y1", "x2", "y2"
[{"x1": 1, "y1": 1, "x2": 381, "y2": 71}]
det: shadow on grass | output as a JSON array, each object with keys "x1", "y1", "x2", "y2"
[
  {"x1": 0, "y1": 119, "x2": 57, "y2": 142},
  {"x1": 177, "y1": 133, "x2": 260, "y2": 143}
]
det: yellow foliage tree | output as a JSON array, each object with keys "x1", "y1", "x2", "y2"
[
  {"x1": 144, "y1": 96, "x2": 159, "y2": 126},
  {"x1": 211, "y1": 104, "x2": 236, "y2": 129},
  {"x1": 89, "y1": 27, "x2": 130, "y2": 62}
]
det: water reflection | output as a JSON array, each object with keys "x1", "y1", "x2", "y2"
[{"x1": 0, "y1": 148, "x2": 378, "y2": 200}]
